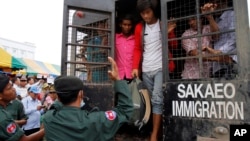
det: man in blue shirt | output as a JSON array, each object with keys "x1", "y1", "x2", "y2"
[
  {"x1": 210, "y1": 0, "x2": 237, "y2": 78},
  {"x1": 22, "y1": 85, "x2": 44, "y2": 135}
]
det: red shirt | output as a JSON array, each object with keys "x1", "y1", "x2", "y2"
[
  {"x1": 115, "y1": 33, "x2": 135, "y2": 79},
  {"x1": 132, "y1": 22, "x2": 178, "y2": 72}
]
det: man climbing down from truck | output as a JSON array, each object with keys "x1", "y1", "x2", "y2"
[{"x1": 132, "y1": 0, "x2": 178, "y2": 140}]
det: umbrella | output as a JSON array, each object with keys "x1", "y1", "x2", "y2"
[
  {"x1": 18, "y1": 58, "x2": 60, "y2": 76},
  {"x1": 0, "y1": 47, "x2": 26, "y2": 69}
]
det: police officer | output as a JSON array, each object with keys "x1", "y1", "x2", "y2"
[
  {"x1": 0, "y1": 74, "x2": 44, "y2": 141},
  {"x1": 43, "y1": 57, "x2": 133, "y2": 141},
  {"x1": 6, "y1": 98, "x2": 27, "y2": 127}
]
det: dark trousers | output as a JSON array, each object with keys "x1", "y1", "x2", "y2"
[{"x1": 24, "y1": 128, "x2": 40, "y2": 136}]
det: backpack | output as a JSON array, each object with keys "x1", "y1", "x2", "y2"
[{"x1": 127, "y1": 78, "x2": 151, "y2": 130}]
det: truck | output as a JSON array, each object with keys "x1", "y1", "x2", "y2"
[{"x1": 61, "y1": 0, "x2": 250, "y2": 140}]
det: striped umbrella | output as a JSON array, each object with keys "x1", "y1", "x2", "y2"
[
  {"x1": 18, "y1": 58, "x2": 60, "y2": 76},
  {"x1": 0, "y1": 47, "x2": 26, "y2": 69}
]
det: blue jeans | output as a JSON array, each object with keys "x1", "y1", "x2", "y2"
[{"x1": 142, "y1": 69, "x2": 163, "y2": 114}]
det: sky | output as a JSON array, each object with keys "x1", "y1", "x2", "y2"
[
  {"x1": 0, "y1": 0, "x2": 249, "y2": 66},
  {"x1": 0, "y1": 0, "x2": 64, "y2": 65}
]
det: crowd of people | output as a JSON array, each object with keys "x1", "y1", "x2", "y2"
[
  {"x1": 0, "y1": 0, "x2": 237, "y2": 141},
  {"x1": 0, "y1": 57, "x2": 134, "y2": 141},
  {"x1": 0, "y1": 74, "x2": 58, "y2": 140},
  {"x1": 114, "y1": 0, "x2": 236, "y2": 140},
  {"x1": 181, "y1": 0, "x2": 236, "y2": 79}
]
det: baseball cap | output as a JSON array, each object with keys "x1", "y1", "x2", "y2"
[
  {"x1": 29, "y1": 85, "x2": 41, "y2": 94},
  {"x1": 54, "y1": 76, "x2": 83, "y2": 94},
  {"x1": 0, "y1": 74, "x2": 9, "y2": 92},
  {"x1": 20, "y1": 75, "x2": 27, "y2": 81}
]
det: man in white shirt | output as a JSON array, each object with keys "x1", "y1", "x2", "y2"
[
  {"x1": 16, "y1": 75, "x2": 28, "y2": 99},
  {"x1": 132, "y1": 0, "x2": 163, "y2": 140}
]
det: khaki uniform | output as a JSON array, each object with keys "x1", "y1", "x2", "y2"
[
  {"x1": 43, "y1": 81, "x2": 133, "y2": 141},
  {"x1": 0, "y1": 106, "x2": 24, "y2": 141}
]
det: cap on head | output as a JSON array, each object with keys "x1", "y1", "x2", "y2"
[
  {"x1": 0, "y1": 74, "x2": 9, "y2": 92},
  {"x1": 42, "y1": 83, "x2": 49, "y2": 90},
  {"x1": 48, "y1": 85, "x2": 56, "y2": 93},
  {"x1": 54, "y1": 76, "x2": 83, "y2": 94},
  {"x1": 29, "y1": 85, "x2": 41, "y2": 94},
  {"x1": 20, "y1": 75, "x2": 27, "y2": 81}
]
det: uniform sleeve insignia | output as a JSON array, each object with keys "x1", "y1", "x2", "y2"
[
  {"x1": 105, "y1": 110, "x2": 117, "y2": 120},
  {"x1": 6, "y1": 123, "x2": 16, "y2": 134}
]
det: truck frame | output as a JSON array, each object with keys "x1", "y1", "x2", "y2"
[{"x1": 61, "y1": 0, "x2": 250, "y2": 140}]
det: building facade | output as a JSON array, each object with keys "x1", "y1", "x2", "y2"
[{"x1": 0, "y1": 37, "x2": 36, "y2": 59}]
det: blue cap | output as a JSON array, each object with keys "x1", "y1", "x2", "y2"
[{"x1": 29, "y1": 85, "x2": 41, "y2": 94}]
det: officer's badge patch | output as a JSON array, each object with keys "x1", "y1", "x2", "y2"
[
  {"x1": 6, "y1": 123, "x2": 16, "y2": 134},
  {"x1": 105, "y1": 110, "x2": 117, "y2": 120}
]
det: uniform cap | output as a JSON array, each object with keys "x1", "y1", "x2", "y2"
[
  {"x1": 29, "y1": 85, "x2": 41, "y2": 94},
  {"x1": 0, "y1": 74, "x2": 9, "y2": 92},
  {"x1": 54, "y1": 76, "x2": 83, "y2": 93}
]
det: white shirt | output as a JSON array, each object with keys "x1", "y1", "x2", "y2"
[
  {"x1": 143, "y1": 19, "x2": 162, "y2": 72},
  {"x1": 16, "y1": 86, "x2": 28, "y2": 98}
]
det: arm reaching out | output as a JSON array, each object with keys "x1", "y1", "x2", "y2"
[{"x1": 108, "y1": 57, "x2": 121, "y2": 81}]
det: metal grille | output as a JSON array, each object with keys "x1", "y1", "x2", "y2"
[
  {"x1": 64, "y1": 8, "x2": 112, "y2": 84},
  {"x1": 165, "y1": 0, "x2": 237, "y2": 80}
]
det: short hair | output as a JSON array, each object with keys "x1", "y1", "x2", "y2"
[
  {"x1": 11, "y1": 77, "x2": 19, "y2": 84},
  {"x1": 137, "y1": 0, "x2": 158, "y2": 13},
  {"x1": 57, "y1": 90, "x2": 79, "y2": 105},
  {"x1": 27, "y1": 77, "x2": 34, "y2": 82},
  {"x1": 0, "y1": 74, "x2": 9, "y2": 93},
  {"x1": 119, "y1": 14, "x2": 135, "y2": 25}
]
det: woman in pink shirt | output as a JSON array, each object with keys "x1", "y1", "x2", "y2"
[{"x1": 115, "y1": 14, "x2": 135, "y2": 82}]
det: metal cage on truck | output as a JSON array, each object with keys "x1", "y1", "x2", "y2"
[
  {"x1": 61, "y1": 0, "x2": 115, "y2": 111},
  {"x1": 61, "y1": 0, "x2": 250, "y2": 140}
]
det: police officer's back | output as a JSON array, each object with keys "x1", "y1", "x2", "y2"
[{"x1": 43, "y1": 57, "x2": 133, "y2": 141}]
